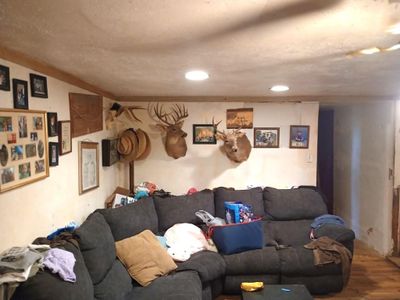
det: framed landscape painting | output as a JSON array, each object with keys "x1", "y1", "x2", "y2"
[{"x1": 193, "y1": 124, "x2": 216, "y2": 144}]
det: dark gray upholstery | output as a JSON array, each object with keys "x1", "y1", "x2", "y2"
[
  {"x1": 223, "y1": 247, "x2": 280, "y2": 275},
  {"x1": 314, "y1": 224, "x2": 356, "y2": 252},
  {"x1": 75, "y1": 212, "x2": 116, "y2": 285},
  {"x1": 154, "y1": 189, "x2": 215, "y2": 232},
  {"x1": 127, "y1": 271, "x2": 202, "y2": 300},
  {"x1": 11, "y1": 243, "x2": 94, "y2": 300},
  {"x1": 281, "y1": 274, "x2": 344, "y2": 294},
  {"x1": 94, "y1": 259, "x2": 133, "y2": 300},
  {"x1": 214, "y1": 187, "x2": 265, "y2": 219},
  {"x1": 263, "y1": 187, "x2": 327, "y2": 220},
  {"x1": 176, "y1": 251, "x2": 226, "y2": 283},
  {"x1": 97, "y1": 197, "x2": 158, "y2": 241},
  {"x1": 263, "y1": 220, "x2": 313, "y2": 246},
  {"x1": 223, "y1": 274, "x2": 280, "y2": 294}
]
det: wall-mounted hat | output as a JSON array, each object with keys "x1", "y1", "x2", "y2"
[
  {"x1": 136, "y1": 129, "x2": 151, "y2": 160},
  {"x1": 117, "y1": 129, "x2": 139, "y2": 162}
]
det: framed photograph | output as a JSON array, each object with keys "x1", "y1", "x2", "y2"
[
  {"x1": 289, "y1": 125, "x2": 310, "y2": 149},
  {"x1": 192, "y1": 124, "x2": 217, "y2": 144},
  {"x1": 226, "y1": 108, "x2": 253, "y2": 129},
  {"x1": 254, "y1": 127, "x2": 280, "y2": 148},
  {"x1": 49, "y1": 142, "x2": 59, "y2": 166},
  {"x1": 79, "y1": 141, "x2": 99, "y2": 194},
  {"x1": 29, "y1": 73, "x2": 48, "y2": 98},
  {"x1": 0, "y1": 65, "x2": 10, "y2": 91},
  {"x1": 102, "y1": 138, "x2": 120, "y2": 166},
  {"x1": 58, "y1": 121, "x2": 72, "y2": 155},
  {"x1": 47, "y1": 112, "x2": 58, "y2": 137},
  {"x1": 12, "y1": 79, "x2": 29, "y2": 109},
  {"x1": 0, "y1": 109, "x2": 49, "y2": 193}
]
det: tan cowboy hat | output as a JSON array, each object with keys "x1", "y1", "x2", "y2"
[
  {"x1": 136, "y1": 129, "x2": 151, "y2": 160},
  {"x1": 117, "y1": 129, "x2": 139, "y2": 162}
]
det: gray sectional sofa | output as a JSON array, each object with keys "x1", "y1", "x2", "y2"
[{"x1": 12, "y1": 186, "x2": 355, "y2": 300}]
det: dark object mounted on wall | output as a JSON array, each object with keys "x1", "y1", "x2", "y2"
[
  {"x1": 0, "y1": 64, "x2": 10, "y2": 91},
  {"x1": 102, "y1": 138, "x2": 120, "y2": 166},
  {"x1": 30, "y1": 73, "x2": 48, "y2": 98},
  {"x1": 49, "y1": 142, "x2": 59, "y2": 167},
  {"x1": 12, "y1": 79, "x2": 29, "y2": 109},
  {"x1": 69, "y1": 93, "x2": 103, "y2": 138},
  {"x1": 47, "y1": 112, "x2": 58, "y2": 137}
]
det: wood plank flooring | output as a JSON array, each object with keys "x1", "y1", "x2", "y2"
[{"x1": 217, "y1": 241, "x2": 400, "y2": 300}]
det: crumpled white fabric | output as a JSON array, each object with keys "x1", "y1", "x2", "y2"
[{"x1": 164, "y1": 223, "x2": 214, "y2": 262}]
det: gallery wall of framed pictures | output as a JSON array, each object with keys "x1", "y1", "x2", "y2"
[{"x1": 0, "y1": 109, "x2": 49, "y2": 193}]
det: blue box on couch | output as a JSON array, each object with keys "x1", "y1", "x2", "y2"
[{"x1": 224, "y1": 201, "x2": 254, "y2": 224}]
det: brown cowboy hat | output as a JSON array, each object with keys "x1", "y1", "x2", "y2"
[
  {"x1": 117, "y1": 129, "x2": 139, "y2": 162},
  {"x1": 136, "y1": 129, "x2": 151, "y2": 160}
]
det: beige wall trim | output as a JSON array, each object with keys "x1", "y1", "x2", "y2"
[
  {"x1": 118, "y1": 95, "x2": 398, "y2": 103},
  {"x1": 0, "y1": 45, "x2": 117, "y2": 100}
]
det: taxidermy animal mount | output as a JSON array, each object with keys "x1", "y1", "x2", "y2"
[
  {"x1": 105, "y1": 102, "x2": 144, "y2": 129},
  {"x1": 148, "y1": 103, "x2": 189, "y2": 159},
  {"x1": 214, "y1": 119, "x2": 252, "y2": 163}
]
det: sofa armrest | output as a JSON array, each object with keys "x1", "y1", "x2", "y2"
[{"x1": 314, "y1": 224, "x2": 356, "y2": 253}]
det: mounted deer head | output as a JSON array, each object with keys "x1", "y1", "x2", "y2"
[
  {"x1": 214, "y1": 119, "x2": 252, "y2": 163},
  {"x1": 148, "y1": 103, "x2": 189, "y2": 159}
]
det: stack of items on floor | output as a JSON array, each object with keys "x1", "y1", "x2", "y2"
[{"x1": 9, "y1": 186, "x2": 356, "y2": 300}]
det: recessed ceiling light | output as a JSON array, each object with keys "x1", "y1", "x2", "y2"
[
  {"x1": 185, "y1": 70, "x2": 209, "y2": 81},
  {"x1": 385, "y1": 43, "x2": 400, "y2": 52},
  {"x1": 359, "y1": 47, "x2": 381, "y2": 55},
  {"x1": 387, "y1": 23, "x2": 400, "y2": 35},
  {"x1": 270, "y1": 85, "x2": 289, "y2": 92}
]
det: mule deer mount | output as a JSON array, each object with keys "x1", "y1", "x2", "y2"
[
  {"x1": 148, "y1": 103, "x2": 189, "y2": 159},
  {"x1": 213, "y1": 118, "x2": 252, "y2": 163}
]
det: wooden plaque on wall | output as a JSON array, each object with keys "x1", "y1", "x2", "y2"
[{"x1": 69, "y1": 93, "x2": 103, "y2": 138}]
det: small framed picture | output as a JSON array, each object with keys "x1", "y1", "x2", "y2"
[
  {"x1": 47, "y1": 112, "x2": 58, "y2": 137},
  {"x1": 289, "y1": 125, "x2": 310, "y2": 149},
  {"x1": 79, "y1": 141, "x2": 99, "y2": 194},
  {"x1": 12, "y1": 79, "x2": 29, "y2": 109},
  {"x1": 102, "y1": 138, "x2": 119, "y2": 166},
  {"x1": 49, "y1": 142, "x2": 59, "y2": 166},
  {"x1": 58, "y1": 120, "x2": 72, "y2": 155},
  {"x1": 226, "y1": 108, "x2": 253, "y2": 129},
  {"x1": 193, "y1": 124, "x2": 217, "y2": 144},
  {"x1": 30, "y1": 73, "x2": 48, "y2": 98},
  {"x1": 254, "y1": 127, "x2": 280, "y2": 148},
  {"x1": 0, "y1": 65, "x2": 10, "y2": 91}
]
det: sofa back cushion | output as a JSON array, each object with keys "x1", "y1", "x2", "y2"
[
  {"x1": 214, "y1": 187, "x2": 264, "y2": 219},
  {"x1": 97, "y1": 196, "x2": 158, "y2": 241},
  {"x1": 263, "y1": 187, "x2": 327, "y2": 220},
  {"x1": 74, "y1": 212, "x2": 116, "y2": 285},
  {"x1": 154, "y1": 189, "x2": 215, "y2": 232},
  {"x1": 263, "y1": 219, "x2": 313, "y2": 246}
]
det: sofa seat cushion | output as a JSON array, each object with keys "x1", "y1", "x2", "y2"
[
  {"x1": 176, "y1": 250, "x2": 225, "y2": 282},
  {"x1": 263, "y1": 220, "x2": 313, "y2": 247},
  {"x1": 154, "y1": 189, "x2": 215, "y2": 232},
  {"x1": 75, "y1": 212, "x2": 116, "y2": 285},
  {"x1": 214, "y1": 187, "x2": 264, "y2": 219},
  {"x1": 94, "y1": 259, "x2": 132, "y2": 300},
  {"x1": 127, "y1": 270, "x2": 202, "y2": 300},
  {"x1": 263, "y1": 187, "x2": 327, "y2": 220},
  {"x1": 223, "y1": 247, "x2": 280, "y2": 275},
  {"x1": 278, "y1": 246, "x2": 342, "y2": 276},
  {"x1": 11, "y1": 243, "x2": 94, "y2": 300},
  {"x1": 115, "y1": 230, "x2": 177, "y2": 286},
  {"x1": 96, "y1": 197, "x2": 158, "y2": 241}
]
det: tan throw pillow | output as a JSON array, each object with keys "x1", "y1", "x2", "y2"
[{"x1": 115, "y1": 229, "x2": 177, "y2": 286}]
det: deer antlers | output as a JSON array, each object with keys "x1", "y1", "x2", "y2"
[{"x1": 148, "y1": 103, "x2": 188, "y2": 126}]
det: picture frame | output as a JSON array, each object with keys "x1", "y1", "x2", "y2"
[
  {"x1": 226, "y1": 108, "x2": 253, "y2": 129},
  {"x1": 0, "y1": 109, "x2": 49, "y2": 193},
  {"x1": 47, "y1": 112, "x2": 58, "y2": 137},
  {"x1": 289, "y1": 125, "x2": 310, "y2": 149},
  {"x1": 192, "y1": 124, "x2": 217, "y2": 144},
  {"x1": 254, "y1": 127, "x2": 280, "y2": 148},
  {"x1": 79, "y1": 141, "x2": 99, "y2": 194},
  {"x1": 29, "y1": 73, "x2": 48, "y2": 98},
  {"x1": 102, "y1": 138, "x2": 120, "y2": 166},
  {"x1": 12, "y1": 79, "x2": 29, "y2": 109},
  {"x1": 0, "y1": 65, "x2": 10, "y2": 91},
  {"x1": 49, "y1": 142, "x2": 59, "y2": 166},
  {"x1": 58, "y1": 121, "x2": 72, "y2": 155}
]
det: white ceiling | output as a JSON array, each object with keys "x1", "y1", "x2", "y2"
[{"x1": 0, "y1": 0, "x2": 400, "y2": 101}]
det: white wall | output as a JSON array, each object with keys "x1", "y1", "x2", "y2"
[
  {"x1": 128, "y1": 101, "x2": 319, "y2": 194},
  {"x1": 0, "y1": 59, "x2": 123, "y2": 251},
  {"x1": 334, "y1": 102, "x2": 394, "y2": 255}
]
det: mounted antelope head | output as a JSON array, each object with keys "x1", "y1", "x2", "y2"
[
  {"x1": 148, "y1": 103, "x2": 189, "y2": 159},
  {"x1": 213, "y1": 119, "x2": 252, "y2": 163}
]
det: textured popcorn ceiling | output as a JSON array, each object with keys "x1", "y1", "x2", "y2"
[{"x1": 0, "y1": 0, "x2": 399, "y2": 101}]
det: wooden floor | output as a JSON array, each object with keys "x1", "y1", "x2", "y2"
[{"x1": 217, "y1": 241, "x2": 400, "y2": 300}]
